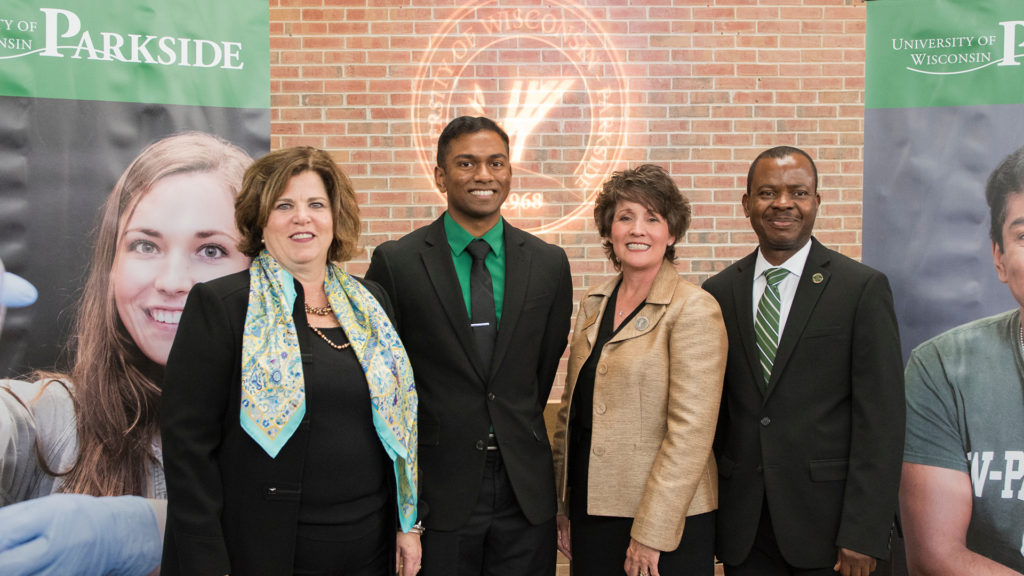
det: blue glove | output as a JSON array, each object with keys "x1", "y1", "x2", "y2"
[{"x1": 0, "y1": 493, "x2": 161, "y2": 576}]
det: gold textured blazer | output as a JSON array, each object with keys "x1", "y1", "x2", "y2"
[{"x1": 552, "y1": 259, "x2": 728, "y2": 552}]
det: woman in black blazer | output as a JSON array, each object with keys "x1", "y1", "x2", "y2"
[{"x1": 161, "y1": 146, "x2": 422, "y2": 575}]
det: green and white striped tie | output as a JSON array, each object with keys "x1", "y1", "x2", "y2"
[{"x1": 755, "y1": 267, "x2": 789, "y2": 388}]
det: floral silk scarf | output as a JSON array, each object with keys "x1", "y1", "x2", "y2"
[{"x1": 241, "y1": 250, "x2": 418, "y2": 530}]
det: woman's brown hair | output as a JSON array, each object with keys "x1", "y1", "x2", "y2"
[
  {"x1": 235, "y1": 146, "x2": 360, "y2": 263},
  {"x1": 60, "y1": 131, "x2": 251, "y2": 496},
  {"x1": 593, "y1": 163, "x2": 691, "y2": 270}
]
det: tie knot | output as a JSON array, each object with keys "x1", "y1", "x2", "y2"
[
  {"x1": 466, "y1": 239, "x2": 491, "y2": 262},
  {"x1": 764, "y1": 267, "x2": 788, "y2": 287}
]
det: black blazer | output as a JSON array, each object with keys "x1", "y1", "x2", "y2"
[
  {"x1": 160, "y1": 270, "x2": 398, "y2": 576},
  {"x1": 365, "y1": 215, "x2": 572, "y2": 530},
  {"x1": 703, "y1": 238, "x2": 904, "y2": 568}
]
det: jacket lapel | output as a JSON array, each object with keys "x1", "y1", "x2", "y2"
[
  {"x1": 608, "y1": 260, "x2": 677, "y2": 344},
  {"x1": 765, "y1": 238, "x2": 830, "y2": 396},
  {"x1": 577, "y1": 276, "x2": 615, "y2": 352},
  {"x1": 420, "y1": 218, "x2": 489, "y2": 382},
  {"x1": 731, "y1": 252, "x2": 764, "y2": 396},
  {"x1": 490, "y1": 222, "x2": 529, "y2": 380}
]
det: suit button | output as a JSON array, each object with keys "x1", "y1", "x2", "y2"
[
  {"x1": 475, "y1": 440, "x2": 486, "y2": 450},
  {"x1": 597, "y1": 364, "x2": 607, "y2": 375},
  {"x1": 267, "y1": 486, "x2": 277, "y2": 495},
  {"x1": 760, "y1": 416, "x2": 771, "y2": 426},
  {"x1": 488, "y1": 393, "x2": 496, "y2": 401},
  {"x1": 593, "y1": 446, "x2": 606, "y2": 457},
  {"x1": 595, "y1": 403, "x2": 606, "y2": 415}
]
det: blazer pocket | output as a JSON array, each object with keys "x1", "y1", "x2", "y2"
[
  {"x1": 718, "y1": 454, "x2": 735, "y2": 478},
  {"x1": 802, "y1": 326, "x2": 845, "y2": 340},
  {"x1": 263, "y1": 482, "x2": 302, "y2": 501},
  {"x1": 809, "y1": 458, "x2": 848, "y2": 482},
  {"x1": 531, "y1": 414, "x2": 550, "y2": 445},
  {"x1": 522, "y1": 292, "x2": 552, "y2": 311}
]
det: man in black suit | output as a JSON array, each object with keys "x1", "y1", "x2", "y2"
[
  {"x1": 365, "y1": 116, "x2": 572, "y2": 576},
  {"x1": 703, "y1": 146, "x2": 904, "y2": 576}
]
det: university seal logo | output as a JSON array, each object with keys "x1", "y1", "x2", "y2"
[{"x1": 412, "y1": 0, "x2": 627, "y2": 234}]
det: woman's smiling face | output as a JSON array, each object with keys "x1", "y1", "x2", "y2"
[
  {"x1": 609, "y1": 200, "x2": 675, "y2": 274},
  {"x1": 112, "y1": 171, "x2": 249, "y2": 365}
]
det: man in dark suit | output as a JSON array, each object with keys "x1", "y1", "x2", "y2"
[
  {"x1": 703, "y1": 146, "x2": 904, "y2": 576},
  {"x1": 365, "y1": 116, "x2": 572, "y2": 576}
]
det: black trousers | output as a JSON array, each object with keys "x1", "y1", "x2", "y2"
[
  {"x1": 292, "y1": 511, "x2": 390, "y2": 576},
  {"x1": 567, "y1": 427, "x2": 715, "y2": 575},
  {"x1": 568, "y1": 445, "x2": 715, "y2": 575},
  {"x1": 420, "y1": 449, "x2": 556, "y2": 576},
  {"x1": 569, "y1": 508, "x2": 716, "y2": 576},
  {"x1": 724, "y1": 501, "x2": 838, "y2": 576}
]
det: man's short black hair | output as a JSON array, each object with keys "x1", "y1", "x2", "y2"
[
  {"x1": 987, "y1": 145, "x2": 1024, "y2": 250},
  {"x1": 746, "y1": 146, "x2": 819, "y2": 196},
  {"x1": 436, "y1": 116, "x2": 510, "y2": 169}
]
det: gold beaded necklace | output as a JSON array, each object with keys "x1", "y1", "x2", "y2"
[
  {"x1": 305, "y1": 303, "x2": 333, "y2": 316},
  {"x1": 305, "y1": 302, "x2": 351, "y2": 350}
]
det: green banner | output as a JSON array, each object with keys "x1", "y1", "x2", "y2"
[
  {"x1": 867, "y1": 0, "x2": 1024, "y2": 109},
  {"x1": 0, "y1": 0, "x2": 269, "y2": 376},
  {"x1": 0, "y1": 0, "x2": 268, "y2": 108},
  {"x1": 864, "y1": 0, "x2": 1024, "y2": 361}
]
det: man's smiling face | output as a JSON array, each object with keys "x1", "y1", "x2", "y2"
[
  {"x1": 742, "y1": 153, "x2": 820, "y2": 265},
  {"x1": 435, "y1": 129, "x2": 512, "y2": 234}
]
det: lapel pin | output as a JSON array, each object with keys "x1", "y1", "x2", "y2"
[
  {"x1": 812, "y1": 273, "x2": 824, "y2": 284},
  {"x1": 635, "y1": 316, "x2": 650, "y2": 331}
]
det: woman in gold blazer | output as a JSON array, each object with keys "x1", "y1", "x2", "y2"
[{"x1": 552, "y1": 164, "x2": 727, "y2": 576}]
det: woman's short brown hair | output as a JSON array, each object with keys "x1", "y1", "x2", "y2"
[
  {"x1": 593, "y1": 164, "x2": 691, "y2": 269},
  {"x1": 235, "y1": 146, "x2": 360, "y2": 262}
]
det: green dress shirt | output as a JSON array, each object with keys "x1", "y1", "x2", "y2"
[{"x1": 443, "y1": 212, "x2": 505, "y2": 325}]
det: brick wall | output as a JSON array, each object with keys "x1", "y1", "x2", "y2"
[{"x1": 270, "y1": 0, "x2": 868, "y2": 398}]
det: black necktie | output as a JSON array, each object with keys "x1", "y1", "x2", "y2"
[{"x1": 466, "y1": 239, "x2": 496, "y2": 368}]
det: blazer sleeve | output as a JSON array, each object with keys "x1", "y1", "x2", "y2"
[
  {"x1": 534, "y1": 249, "x2": 573, "y2": 409},
  {"x1": 160, "y1": 282, "x2": 236, "y2": 575},
  {"x1": 551, "y1": 296, "x2": 593, "y2": 516},
  {"x1": 836, "y1": 271, "x2": 905, "y2": 558},
  {"x1": 631, "y1": 289, "x2": 728, "y2": 551},
  {"x1": 365, "y1": 245, "x2": 401, "y2": 332}
]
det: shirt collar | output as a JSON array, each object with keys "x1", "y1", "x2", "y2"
[
  {"x1": 754, "y1": 238, "x2": 812, "y2": 280},
  {"x1": 443, "y1": 212, "x2": 504, "y2": 257}
]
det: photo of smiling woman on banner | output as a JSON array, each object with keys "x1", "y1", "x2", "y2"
[{"x1": 0, "y1": 131, "x2": 253, "y2": 576}]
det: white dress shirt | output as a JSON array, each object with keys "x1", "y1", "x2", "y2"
[{"x1": 751, "y1": 240, "x2": 812, "y2": 342}]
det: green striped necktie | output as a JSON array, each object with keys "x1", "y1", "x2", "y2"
[{"x1": 755, "y1": 267, "x2": 789, "y2": 390}]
